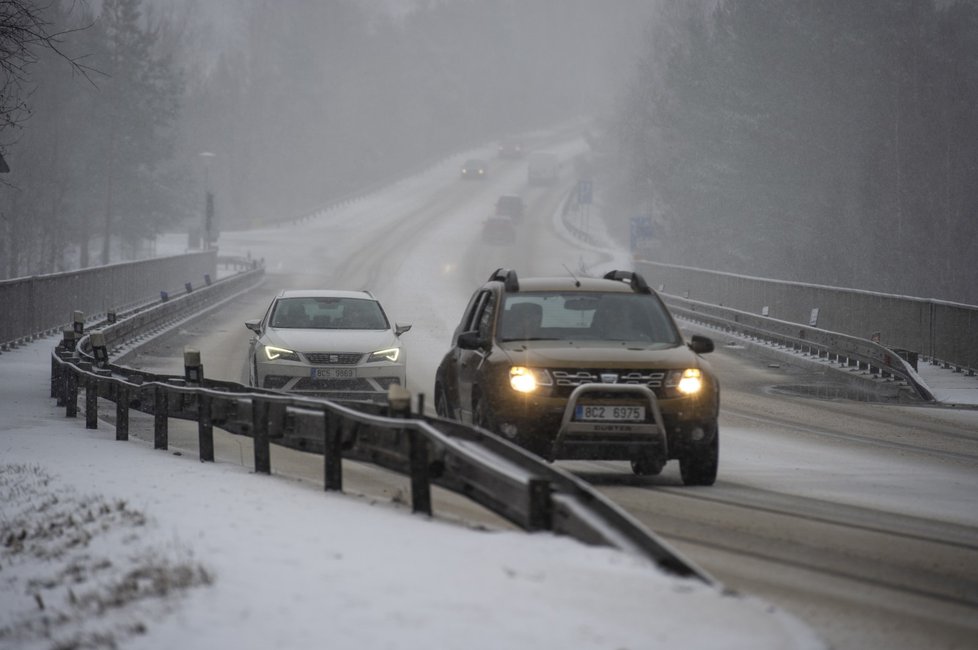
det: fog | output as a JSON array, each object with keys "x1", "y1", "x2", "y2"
[{"x1": 1, "y1": 0, "x2": 975, "y2": 305}]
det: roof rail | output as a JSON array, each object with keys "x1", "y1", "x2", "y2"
[
  {"x1": 488, "y1": 268, "x2": 520, "y2": 292},
  {"x1": 602, "y1": 270, "x2": 652, "y2": 294}
]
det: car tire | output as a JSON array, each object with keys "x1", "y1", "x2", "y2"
[
  {"x1": 630, "y1": 456, "x2": 665, "y2": 476},
  {"x1": 679, "y1": 422, "x2": 719, "y2": 486}
]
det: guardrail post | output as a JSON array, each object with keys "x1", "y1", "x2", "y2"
[
  {"x1": 51, "y1": 351, "x2": 61, "y2": 399},
  {"x1": 527, "y1": 478, "x2": 553, "y2": 531},
  {"x1": 252, "y1": 399, "x2": 271, "y2": 474},
  {"x1": 198, "y1": 393, "x2": 214, "y2": 462},
  {"x1": 116, "y1": 384, "x2": 129, "y2": 441},
  {"x1": 82, "y1": 364, "x2": 98, "y2": 429},
  {"x1": 154, "y1": 384, "x2": 168, "y2": 450},
  {"x1": 324, "y1": 410, "x2": 343, "y2": 491},
  {"x1": 64, "y1": 365, "x2": 78, "y2": 418},
  {"x1": 407, "y1": 428, "x2": 432, "y2": 516}
]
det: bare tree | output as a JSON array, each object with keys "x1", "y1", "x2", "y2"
[{"x1": 0, "y1": 0, "x2": 94, "y2": 169}]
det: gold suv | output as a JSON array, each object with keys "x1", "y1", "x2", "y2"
[{"x1": 434, "y1": 269, "x2": 720, "y2": 485}]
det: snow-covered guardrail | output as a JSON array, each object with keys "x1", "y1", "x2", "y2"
[{"x1": 48, "y1": 281, "x2": 712, "y2": 585}]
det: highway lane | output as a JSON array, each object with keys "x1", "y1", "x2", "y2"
[{"x1": 115, "y1": 141, "x2": 977, "y2": 650}]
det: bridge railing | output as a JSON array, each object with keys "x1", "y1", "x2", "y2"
[
  {"x1": 0, "y1": 250, "x2": 220, "y2": 352},
  {"x1": 634, "y1": 260, "x2": 978, "y2": 376}
]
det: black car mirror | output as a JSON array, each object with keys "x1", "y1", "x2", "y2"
[
  {"x1": 688, "y1": 334, "x2": 714, "y2": 354},
  {"x1": 457, "y1": 330, "x2": 486, "y2": 350},
  {"x1": 245, "y1": 319, "x2": 261, "y2": 334},
  {"x1": 395, "y1": 323, "x2": 412, "y2": 337}
]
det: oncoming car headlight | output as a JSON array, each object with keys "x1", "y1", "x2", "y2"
[
  {"x1": 263, "y1": 345, "x2": 300, "y2": 362},
  {"x1": 509, "y1": 367, "x2": 552, "y2": 393},
  {"x1": 367, "y1": 347, "x2": 400, "y2": 363},
  {"x1": 667, "y1": 368, "x2": 703, "y2": 395}
]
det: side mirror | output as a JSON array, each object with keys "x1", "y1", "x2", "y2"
[
  {"x1": 245, "y1": 319, "x2": 261, "y2": 334},
  {"x1": 395, "y1": 323, "x2": 412, "y2": 337},
  {"x1": 457, "y1": 330, "x2": 486, "y2": 351},
  {"x1": 688, "y1": 334, "x2": 714, "y2": 354}
]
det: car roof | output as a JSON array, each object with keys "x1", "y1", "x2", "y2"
[
  {"x1": 276, "y1": 289, "x2": 375, "y2": 300},
  {"x1": 496, "y1": 276, "x2": 637, "y2": 294}
]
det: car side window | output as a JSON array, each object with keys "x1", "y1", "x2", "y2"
[
  {"x1": 476, "y1": 291, "x2": 497, "y2": 341},
  {"x1": 460, "y1": 290, "x2": 488, "y2": 334}
]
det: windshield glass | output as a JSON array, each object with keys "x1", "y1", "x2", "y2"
[
  {"x1": 498, "y1": 292, "x2": 681, "y2": 344},
  {"x1": 271, "y1": 297, "x2": 389, "y2": 330}
]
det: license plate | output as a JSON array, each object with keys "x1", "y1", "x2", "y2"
[
  {"x1": 574, "y1": 405, "x2": 645, "y2": 421},
  {"x1": 311, "y1": 367, "x2": 355, "y2": 379}
]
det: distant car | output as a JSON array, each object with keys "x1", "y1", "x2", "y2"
[
  {"x1": 433, "y1": 269, "x2": 720, "y2": 485},
  {"x1": 245, "y1": 289, "x2": 411, "y2": 403},
  {"x1": 461, "y1": 158, "x2": 488, "y2": 179},
  {"x1": 481, "y1": 216, "x2": 517, "y2": 245},
  {"x1": 495, "y1": 194, "x2": 524, "y2": 222},
  {"x1": 497, "y1": 139, "x2": 525, "y2": 159}
]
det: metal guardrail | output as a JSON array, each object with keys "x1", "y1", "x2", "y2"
[
  {"x1": 633, "y1": 260, "x2": 978, "y2": 376},
  {"x1": 47, "y1": 279, "x2": 712, "y2": 584},
  {"x1": 0, "y1": 250, "x2": 220, "y2": 352},
  {"x1": 663, "y1": 295, "x2": 935, "y2": 402}
]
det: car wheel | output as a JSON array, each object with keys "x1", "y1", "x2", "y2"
[
  {"x1": 630, "y1": 456, "x2": 665, "y2": 476},
  {"x1": 679, "y1": 422, "x2": 719, "y2": 486}
]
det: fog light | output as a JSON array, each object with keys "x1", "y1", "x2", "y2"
[
  {"x1": 690, "y1": 426, "x2": 705, "y2": 441},
  {"x1": 499, "y1": 423, "x2": 518, "y2": 438}
]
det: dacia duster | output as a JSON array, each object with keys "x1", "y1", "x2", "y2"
[{"x1": 434, "y1": 269, "x2": 720, "y2": 485}]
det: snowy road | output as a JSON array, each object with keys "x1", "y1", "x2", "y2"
[{"x1": 134, "y1": 138, "x2": 978, "y2": 650}]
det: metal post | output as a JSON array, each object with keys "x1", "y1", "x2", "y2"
[
  {"x1": 65, "y1": 367, "x2": 78, "y2": 418},
  {"x1": 407, "y1": 428, "x2": 432, "y2": 516},
  {"x1": 184, "y1": 348, "x2": 203, "y2": 385},
  {"x1": 116, "y1": 385, "x2": 129, "y2": 441},
  {"x1": 154, "y1": 385, "x2": 168, "y2": 450},
  {"x1": 85, "y1": 373, "x2": 98, "y2": 429},
  {"x1": 324, "y1": 410, "x2": 343, "y2": 491},
  {"x1": 252, "y1": 399, "x2": 271, "y2": 474},
  {"x1": 527, "y1": 478, "x2": 553, "y2": 531},
  {"x1": 198, "y1": 393, "x2": 214, "y2": 462},
  {"x1": 51, "y1": 352, "x2": 60, "y2": 399}
]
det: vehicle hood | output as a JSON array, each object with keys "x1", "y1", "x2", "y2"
[
  {"x1": 263, "y1": 327, "x2": 398, "y2": 353},
  {"x1": 499, "y1": 340, "x2": 706, "y2": 369}
]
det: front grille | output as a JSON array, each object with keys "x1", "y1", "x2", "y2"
[
  {"x1": 551, "y1": 369, "x2": 669, "y2": 398},
  {"x1": 262, "y1": 375, "x2": 292, "y2": 389},
  {"x1": 305, "y1": 352, "x2": 363, "y2": 365},
  {"x1": 294, "y1": 377, "x2": 374, "y2": 391}
]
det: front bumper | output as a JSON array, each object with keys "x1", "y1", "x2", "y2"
[{"x1": 257, "y1": 361, "x2": 405, "y2": 403}]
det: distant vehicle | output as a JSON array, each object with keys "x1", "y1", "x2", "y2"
[
  {"x1": 527, "y1": 151, "x2": 558, "y2": 185},
  {"x1": 245, "y1": 289, "x2": 411, "y2": 403},
  {"x1": 495, "y1": 194, "x2": 525, "y2": 222},
  {"x1": 461, "y1": 158, "x2": 488, "y2": 179},
  {"x1": 481, "y1": 217, "x2": 517, "y2": 245},
  {"x1": 497, "y1": 138, "x2": 525, "y2": 159},
  {"x1": 433, "y1": 268, "x2": 720, "y2": 485}
]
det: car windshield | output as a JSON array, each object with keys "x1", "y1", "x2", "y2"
[
  {"x1": 270, "y1": 297, "x2": 389, "y2": 330},
  {"x1": 498, "y1": 292, "x2": 682, "y2": 344}
]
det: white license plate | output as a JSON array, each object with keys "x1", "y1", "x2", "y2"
[
  {"x1": 311, "y1": 367, "x2": 356, "y2": 380},
  {"x1": 574, "y1": 405, "x2": 645, "y2": 421}
]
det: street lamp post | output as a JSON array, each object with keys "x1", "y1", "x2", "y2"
[{"x1": 199, "y1": 151, "x2": 216, "y2": 249}]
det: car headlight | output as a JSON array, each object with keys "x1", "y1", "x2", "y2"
[
  {"x1": 509, "y1": 367, "x2": 552, "y2": 393},
  {"x1": 667, "y1": 368, "x2": 703, "y2": 395},
  {"x1": 367, "y1": 347, "x2": 400, "y2": 363},
  {"x1": 263, "y1": 345, "x2": 300, "y2": 362}
]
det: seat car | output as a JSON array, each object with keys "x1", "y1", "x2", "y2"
[
  {"x1": 495, "y1": 194, "x2": 524, "y2": 222},
  {"x1": 245, "y1": 289, "x2": 411, "y2": 403},
  {"x1": 433, "y1": 269, "x2": 720, "y2": 485},
  {"x1": 481, "y1": 216, "x2": 517, "y2": 245},
  {"x1": 460, "y1": 158, "x2": 488, "y2": 179}
]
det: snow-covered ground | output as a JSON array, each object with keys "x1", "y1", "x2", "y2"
[{"x1": 0, "y1": 138, "x2": 829, "y2": 649}]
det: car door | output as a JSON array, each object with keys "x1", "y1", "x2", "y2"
[{"x1": 459, "y1": 289, "x2": 497, "y2": 423}]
